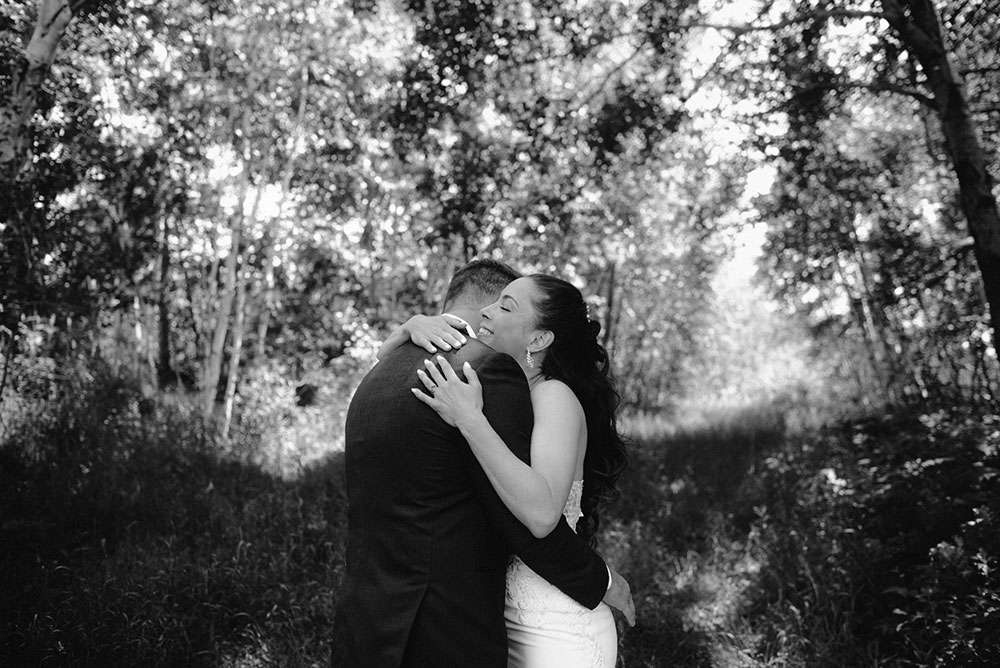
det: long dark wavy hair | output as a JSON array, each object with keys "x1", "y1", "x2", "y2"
[{"x1": 528, "y1": 274, "x2": 628, "y2": 545}]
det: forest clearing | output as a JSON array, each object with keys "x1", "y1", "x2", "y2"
[
  {"x1": 3, "y1": 0, "x2": 1000, "y2": 666},
  {"x1": 2, "y1": 370, "x2": 997, "y2": 666}
]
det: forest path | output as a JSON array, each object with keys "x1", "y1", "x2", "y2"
[{"x1": 609, "y1": 406, "x2": 790, "y2": 667}]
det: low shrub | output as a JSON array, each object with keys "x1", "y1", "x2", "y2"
[
  {"x1": 1, "y1": 356, "x2": 348, "y2": 667},
  {"x1": 745, "y1": 406, "x2": 1000, "y2": 666}
]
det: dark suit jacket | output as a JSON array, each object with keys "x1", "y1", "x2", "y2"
[{"x1": 329, "y1": 340, "x2": 608, "y2": 668}]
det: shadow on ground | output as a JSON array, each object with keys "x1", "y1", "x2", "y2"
[{"x1": 606, "y1": 404, "x2": 790, "y2": 667}]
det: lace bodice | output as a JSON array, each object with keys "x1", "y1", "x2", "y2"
[
  {"x1": 505, "y1": 479, "x2": 612, "y2": 667},
  {"x1": 562, "y1": 479, "x2": 584, "y2": 531}
]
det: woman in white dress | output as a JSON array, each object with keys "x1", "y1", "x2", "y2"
[{"x1": 407, "y1": 273, "x2": 629, "y2": 668}]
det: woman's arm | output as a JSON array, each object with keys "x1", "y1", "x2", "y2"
[
  {"x1": 377, "y1": 314, "x2": 470, "y2": 359},
  {"x1": 414, "y1": 357, "x2": 584, "y2": 538}
]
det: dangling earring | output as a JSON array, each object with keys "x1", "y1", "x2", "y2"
[{"x1": 525, "y1": 349, "x2": 534, "y2": 369}]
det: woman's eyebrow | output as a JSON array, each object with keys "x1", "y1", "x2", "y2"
[{"x1": 500, "y1": 294, "x2": 518, "y2": 307}]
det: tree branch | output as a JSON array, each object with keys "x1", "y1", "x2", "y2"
[
  {"x1": 685, "y1": 9, "x2": 886, "y2": 35},
  {"x1": 785, "y1": 76, "x2": 936, "y2": 110},
  {"x1": 574, "y1": 45, "x2": 647, "y2": 111},
  {"x1": 841, "y1": 80, "x2": 937, "y2": 109},
  {"x1": 961, "y1": 66, "x2": 1000, "y2": 76}
]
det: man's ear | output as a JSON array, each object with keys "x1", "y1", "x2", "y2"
[{"x1": 528, "y1": 329, "x2": 554, "y2": 353}]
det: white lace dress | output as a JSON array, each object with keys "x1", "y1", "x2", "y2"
[{"x1": 505, "y1": 480, "x2": 618, "y2": 668}]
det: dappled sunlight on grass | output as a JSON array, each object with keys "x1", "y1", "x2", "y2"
[
  {"x1": 605, "y1": 401, "x2": 791, "y2": 667},
  {"x1": 606, "y1": 398, "x2": 1000, "y2": 667},
  {"x1": 230, "y1": 357, "x2": 367, "y2": 479},
  {"x1": 218, "y1": 629, "x2": 276, "y2": 668},
  {"x1": 4, "y1": 351, "x2": 997, "y2": 667}
]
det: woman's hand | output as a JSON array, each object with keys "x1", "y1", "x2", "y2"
[
  {"x1": 412, "y1": 357, "x2": 483, "y2": 428},
  {"x1": 407, "y1": 314, "x2": 470, "y2": 353},
  {"x1": 377, "y1": 314, "x2": 469, "y2": 360}
]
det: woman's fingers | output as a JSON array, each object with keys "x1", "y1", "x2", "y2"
[
  {"x1": 418, "y1": 356, "x2": 472, "y2": 397},
  {"x1": 435, "y1": 333, "x2": 465, "y2": 351},
  {"x1": 422, "y1": 357, "x2": 447, "y2": 386},
  {"x1": 432, "y1": 332, "x2": 463, "y2": 351},
  {"x1": 411, "y1": 387, "x2": 434, "y2": 405},
  {"x1": 435, "y1": 355, "x2": 460, "y2": 382},
  {"x1": 441, "y1": 316, "x2": 470, "y2": 342},
  {"x1": 416, "y1": 368, "x2": 437, "y2": 392},
  {"x1": 463, "y1": 362, "x2": 480, "y2": 390},
  {"x1": 410, "y1": 315, "x2": 468, "y2": 353},
  {"x1": 441, "y1": 313, "x2": 469, "y2": 329}
]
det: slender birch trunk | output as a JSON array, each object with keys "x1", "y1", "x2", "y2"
[
  {"x1": 832, "y1": 253, "x2": 892, "y2": 397},
  {"x1": 202, "y1": 218, "x2": 242, "y2": 418},
  {"x1": 602, "y1": 260, "x2": 617, "y2": 351},
  {"x1": 0, "y1": 0, "x2": 73, "y2": 173},
  {"x1": 255, "y1": 65, "x2": 310, "y2": 359},
  {"x1": 221, "y1": 172, "x2": 269, "y2": 439},
  {"x1": 221, "y1": 258, "x2": 249, "y2": 439}
]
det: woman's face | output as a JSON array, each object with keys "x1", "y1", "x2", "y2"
[{"x1": 477, "y1": 277, "x2": 543, "y2": 359}]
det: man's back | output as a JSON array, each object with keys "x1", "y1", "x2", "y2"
[{"x1": 331, "y1": 340, "x2": 533, "y2": 668}]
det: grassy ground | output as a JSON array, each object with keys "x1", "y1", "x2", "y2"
[
  {"x1": 2, "y1": 360, "x2": 998, "y2": 667},
  {"x1": 608, "y1": 403, "x2": 1000, "y2": 667},
  {"x1": 609, "y1": 405, "x2": 790, "y2": 667}
]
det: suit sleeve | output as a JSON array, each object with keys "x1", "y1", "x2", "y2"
[{"x1": 455, "y1": 350, "x2": 609, "y2": 610}]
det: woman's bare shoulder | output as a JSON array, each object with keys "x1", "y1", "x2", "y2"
[{"x1": 531, "y1": 379, "x2": 582, "y2": 411}]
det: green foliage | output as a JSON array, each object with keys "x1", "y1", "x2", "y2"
[
  {"x1": 737, "y1": 0, "x2": 1000, "y2": 406},
  {"x1": 603, "y1": 405, "x2": 791, "y2": 666},
  {"x1": 598, "y1": 400, "x2": 1000, "y2": 668},
  {"x1": 0, "y1": 6, "x2": 159, "y2": 329},
  {"x1": 1, "y1": 356, "x2": 347, "y2": 668},
  {"x1": 1, "y1": 0, "x2": 770, "y2": 412},
  {"x1": 2, "y1": 0, "x2": 999, "y2": 661},
  {"x1": 744, "y1": 406, "x2": 1000, "y2": 666},
  {"x1": 4, "y1": 345, "x2": 999, "y2": 667},
  {"x1": 226, "y1": 352, "x2": 371, "y2": 476}
]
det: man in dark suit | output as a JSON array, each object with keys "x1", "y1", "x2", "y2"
[{"x1": 330, "y1": 260, "x2": 633, "y2": 668}]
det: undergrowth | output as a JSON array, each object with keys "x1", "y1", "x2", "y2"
[
  {"x1": 1, "y1": 356, "x2": 347, "y2": 668},
  {"x1": 2, "y1": 353, "x2": 998, "y2": 667},
  {"x1": 608, "y1": 401, "x2": 1000, "y2": 667},
  {"x1": 744, "y1": 406, "x2": 1000, "y2": 666}
]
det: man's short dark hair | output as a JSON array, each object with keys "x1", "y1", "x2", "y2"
[{"x1": 443, "y1": 259, "x2": 521, "y2": 309}]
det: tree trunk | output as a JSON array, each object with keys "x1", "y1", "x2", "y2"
[
  {"x1": 202, "y1": 222, "x2": 241, "y2": 418},
  {"x1": 202, "y1": 162, "x2": 249, "y2": 418},
  {"x1": 602, "y1": 259, "x2": 617, "y2": 351},
  {"x1": 254, "y1": 238, "x2": 275, "y2": 360},
  {"x1": 881, "y1": 0, "x2": 1000, "y2": 353},
  {"x1": 157, "y1": 214, "x2": 173, "y2": 387},
  {"x1": 221, "y1": 163, "x2": 270, "y2": 439},
  {"x1": 0, "y1": 0, "x2": 74, "y2": 173},
  {"x1": 833, "y1": 253, "x2": 892, "y2": 398},
  {"x1": 200, "y1": 55, "x2": 271, "y2": 417},
  {"x1": 221, "y1": 260, "x2": 249, "y2": 440},
  {"x1": 255, "y1": 64, "x2": 309, "y2": 359}
]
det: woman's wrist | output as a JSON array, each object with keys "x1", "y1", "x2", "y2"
[{"x1": 454, "y1": 410, "x2": 490, "y2": 439}]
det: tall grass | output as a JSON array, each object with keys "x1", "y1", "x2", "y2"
[
  {"x1": 603, "y1": 399, "x2": 1000, "y2": 667},
  {"x1": 3, "y1": 353, "x2": 997, "y2": 667},
  {"x1": 604, "y1": 404, "x2": 789, "y2": 667},
  {"x1": 1, "y1": 356, "x2": 349, "y2": 668}
]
